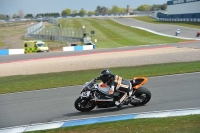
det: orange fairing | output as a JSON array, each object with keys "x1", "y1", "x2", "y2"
[
  {"x1": 132, "y1": 77, "x2": 148, "y2": 90},
  {"x1": 100, "y1": 83, "x2": 107, "y2": 88}
]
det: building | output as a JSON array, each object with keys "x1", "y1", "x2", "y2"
[{"x1": 157, "y1": 0, "x2": 200, "y2": 19}]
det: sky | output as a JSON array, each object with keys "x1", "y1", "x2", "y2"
[{"x1": 0, "y1": 0, "x2": 167, "y2": 16}]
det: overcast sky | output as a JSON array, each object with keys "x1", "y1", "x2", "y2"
[{"x1": 0, "y1": 0, "x2": 167, "y2": 16}]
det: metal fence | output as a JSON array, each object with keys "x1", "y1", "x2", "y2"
[
  {"x1": 24, "y1": 21, "x2": 44, "y2": 37},
  {"x1": 48, "y1": 18, "x2": 59, "y2": 26},
  {"x1": 24, "y1": 19, "x2": 83, "y2": 45},
  {"x1": 28, "y1": 27, "x2": 84, "y2": 44}
]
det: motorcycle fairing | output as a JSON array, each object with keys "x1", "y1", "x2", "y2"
[{"x1": 131, "y1": 77, "x2": 148, "y2": 90}]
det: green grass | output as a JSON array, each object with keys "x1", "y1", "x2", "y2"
[
  {"x1": 0, "y1": 61, "x2": 200, "y2": 94},
  {"x1": 27, "y1": 114, "x2": 200, "y2": 133},
  {"x1": 133, "y1": 16, "x2": 200, "y2": 29},
  {"x1": 58, "y1": 18, "x2": 185, "y2": 48},
  {"x1": 0, "y1": 22, "x2": 30, "y2": 48}
]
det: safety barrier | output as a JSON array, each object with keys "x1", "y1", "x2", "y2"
[
  {"x1": 63, "y1": 45, "x2": 96, "y2": 51},
  {"x1": 0, "y1": 49, "x2": 24, "y2": 56},
  {"x1": 0, "y1": 45, "x2": 96, "y2": 56}
]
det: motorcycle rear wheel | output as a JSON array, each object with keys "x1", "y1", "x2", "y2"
[
  {"x1": 74, "y1": 97, "x2": 96, "y2": 112},
  {"x1": 131, "y1": 87, "x2": 151, "y2": 106}
]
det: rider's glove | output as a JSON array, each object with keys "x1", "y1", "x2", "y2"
[{"x1": 95, "y1": 77, "x2": 101, "y2": 80}]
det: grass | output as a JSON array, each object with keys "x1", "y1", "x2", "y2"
[
  {"x1": 0, "y1": 21, "x2": 32, "y2": 48},
  {"x1": 0, "y1": 61, "x2": 200, "y2": 94},
  {"x1": 133, "y1": 16, "x2": 200, "y2": 29},
  {"x1": 58, "y1": 18, "x2": 185, "y2": 48},
  {"x1": 27, "y1": 114, "x2": 200, "y2": 133}
]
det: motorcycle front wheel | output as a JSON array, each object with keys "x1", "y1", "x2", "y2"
[{"x1": 74, "y1": 97, "x2": 96, "y2": 112}]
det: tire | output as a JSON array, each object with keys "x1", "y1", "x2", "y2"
[
  {"x1": 74, "y1": 97, "x2": 96, "y2": 112},
  {"x1": 131, "y1": 87, "x2": 151, "y2": 106}
]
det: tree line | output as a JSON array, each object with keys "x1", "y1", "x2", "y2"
[
  {"x1": 136, "y1": 4, "x2": 167, "y2": 11},
  {"x1": 0, "y1": 3, "x2": 167, "y2": 20}
]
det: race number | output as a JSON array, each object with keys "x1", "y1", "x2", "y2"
[{"x1": 81, "y1": 91, "x2": 90, "y2": 97}]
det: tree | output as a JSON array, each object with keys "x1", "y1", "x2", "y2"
[
  {"x1": 101, "y1": 6, "x2": 109, "y2": 14},
  {"x1": 12, "y1": 13, "x2": 20, "y2": 18},
  {"x1": 88, "y1": 11, "x2": 95, "y2": 15},
  {"x1": 61, "y1": 8, "x2": 71, "y2": 16},
  {"x1": 110, "y1": 5, "x2": 123, "y2": 14},
  {"x1": 150, "y1": 4, "x2": 167, "y2": 11},
  {"x1": 161, "y1": 4, "x2": 167, "y2": 10},
  {"x1": 95, "y1": 6, "x2": 109, "y2": 14},
  {"x1": 79, "y1": 8, "x2": 86, "y2": 16},
  {"x1": 24, "y1": 14, "x2": 33, "y2": 18},
  {"x1": 6, "y1": 15, "x2": 9, "y2": 20},
  {"x1": 44, "y1": 13, "x2": 50, "y2": 17},
  {"x1": 72, "y1": 10, "x2": 77, "y2": 14},
  {"x1": 95, "y1": 5, "x2": 101, "y2": 14},
  {"x1": 18, "y1": 9, "x2": 24, "y2": 18},
  {"x1": 0, "y1": 14, "x2": 9, "y2": 20},
  {"x1": 36, "y1": 13, "x2": 43, "y2": 18},
  {"x1": 136, "y1": 4, "x2": 151, "y2": 11}
]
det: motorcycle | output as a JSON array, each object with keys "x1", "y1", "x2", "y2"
[{"x1": 74, "y1": 77, "x2": 151, "y2": 112}]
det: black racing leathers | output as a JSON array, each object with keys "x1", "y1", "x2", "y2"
[{"x1": 99, "y1": 75, "x2": 133, "y2": 106}]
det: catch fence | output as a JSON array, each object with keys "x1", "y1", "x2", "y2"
[{"x1": 24, "y1": 19, "x2": 83, "y2": 45}]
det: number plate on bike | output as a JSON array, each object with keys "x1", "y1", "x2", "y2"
[{"x1": 81, "y1": 91, "x2": 90, "y2": 97}]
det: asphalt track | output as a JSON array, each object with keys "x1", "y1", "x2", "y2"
[
  {"x1": 112, "y1": 18, "x2": 200, "y2": 39},
  {"x1": 0, "y1": 73, "x2": 200, "y2": 128},
  {"x1": 0, "y1": 18, "x2": 200, "y2": 129}
]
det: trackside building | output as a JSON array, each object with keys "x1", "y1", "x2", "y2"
[{"x1": 157, "y1": 0, "x2": 200, "y2": 19}]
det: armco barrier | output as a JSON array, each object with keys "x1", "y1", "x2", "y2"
[
  {"x1": 63, "y1": 45, "x2": 95, "y2": 51},
  {"x1": 0, "y1": 49, "x2": 24, "y2": 56}
]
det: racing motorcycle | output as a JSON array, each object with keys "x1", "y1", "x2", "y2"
[{"x1": 74, "y1": 77, "x2": 151, "y2": 112}]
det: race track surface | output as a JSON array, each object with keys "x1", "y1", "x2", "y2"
[
  {"x1": 112, "y1": 18, "x2": 200, "y2": 39},
  {"x1": 0, "y1": 73, "x2": 200, "y2": 128}
]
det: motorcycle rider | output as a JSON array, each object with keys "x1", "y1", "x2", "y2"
[{"x1": 96, "y1": 69, "x2": 133, "y2": 108}]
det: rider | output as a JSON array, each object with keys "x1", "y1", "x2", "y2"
[{"x1": 96, "y1": 69, "x2": 133, "y2": 108}]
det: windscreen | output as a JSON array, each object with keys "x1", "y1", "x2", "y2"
[{"x1": 37, "y1": 43, "x2": 46, "y2": 47}]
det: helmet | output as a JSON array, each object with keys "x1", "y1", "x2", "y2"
[{"x1": 100, "y1": 69, "x2": 112, "y2": 83}]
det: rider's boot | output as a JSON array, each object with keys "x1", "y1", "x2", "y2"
[{"x1": 115, "y1": 96, "x2": 128, "y2": 108}]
